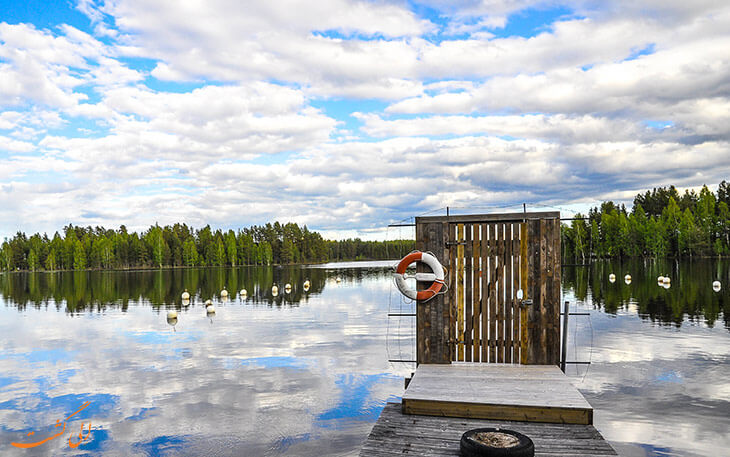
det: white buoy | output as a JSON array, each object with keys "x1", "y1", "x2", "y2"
[
  {"x1": 335, "y1": 277, "x2": 342, "y2": 283},
  {"x1": 167, "y1": 310, "x2": 178, "y2": 319},
  {"x1": 204, "y1": 299, "x2": 213, "y2": 306},
  {"x1": 284, "y1": 283, "x2": 292, "y2": 293},
  {"x1": 663, "y1": 282, "x2": 671, "y2": 289},
  {"x1": 663, "y1": 276, "x2": 671, "y2": 284},
  {"x1": 272, "y1": 285, "x2": 279, "y2": 297},
  {"x1": 608, "y1": 273, "x2": 616, "y2": 283},
  {"x1": 206, "y1": 304, "x2": 215, "y2": 314},
  {"x1": 657, "y1": 276, "x2": 664, "y2": 283},
  {"x1": 713, "y1": 281, "x2": 721, "y2": 292},
  {"x1": 221, "y1": 288, "x2": 228, "y2": 298},
  {"x1": 624, "y1": 274, "x2": 632, "y2": 284},
  {"x1": 303, "y1": 280, "x2": 310, "y2": 291},
  {"x1": 166, "y1": 315, "x2": 178, "y2": 326},
  {"x1": 181, "y1": 289, "x2": 190, "y2": 300},
  {"x1": 240, "y1": 289, "x2": 247, "y2": 297}
]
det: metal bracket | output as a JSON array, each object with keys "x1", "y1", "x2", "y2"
[
  {"x1": 445, "y1": 241, "x2": 467, "y2": 246},
  {"x1": 520, "y1": 299, "x2": 533, "y2": 307}
]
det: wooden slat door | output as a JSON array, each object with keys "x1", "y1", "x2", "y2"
[
  {"x1": 415, "y1": 212, "x2": 560, "y2": 365},
  {"x1": 448, "y1": 221, "x2": 522, "y2": 363}
]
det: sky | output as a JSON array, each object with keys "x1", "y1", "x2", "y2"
[{"x1": 1, "y1": 0, "x2": 729, "y2": 240}]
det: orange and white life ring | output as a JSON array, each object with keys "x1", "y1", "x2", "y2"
[{"x1": 393, "y1": 251, "x2": 445, "y2": 301}]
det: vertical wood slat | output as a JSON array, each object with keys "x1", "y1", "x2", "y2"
[
  {"x1": 512, "y1": 223, "x2": 523, "y2": 363},
  {"x1": 548, "y1": 219, "x2": 563, "y2": 363},
  {"x1": 520, "y1": 222, "x2": 529, "y2": 365},
  {"x1": 512, "y1": 225, "x2": 517, "y2": 363},
  {"x1": 512, "y1": 223, "x2": 521, "y2": 363},
  {"x1": 440, "y1": 221, "x2": 449, "y2": 364},
  {"x1": 472, "y1": 225, "x2": 481, "y2": 362},
  {"x1": 456, "y1": 224, "x2": 465, "y2": 362},
  {"x1": 480, "y1": 223, "x2": 489, "y2": 364},
  {"x1": 464, "y1": 224, "x2": 473, "y2": 362},
  {"x1": 504, "y1": 223, "x2": 513, "y2": 363},
  {"x1": 541, "y1": 219, "x2": 549, "y2": 363},
  {"x1": 498, "y1": 225, "x2": 503, "y2": 363},
  {"x1": 547, "y1": 218, "x2": 561, "y2": 365},
  {"x1": 448, "y1": 224, "x2": 457, "y2": 360},
  {"x1": 489, "y1": 222, "x2": 497, "y2": 363}
]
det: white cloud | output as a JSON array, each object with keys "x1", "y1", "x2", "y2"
[
  {"x1": 0, "y1": 22, "x2": 142, "y2": 110},
  {"x1": 1, "y1": 1, "x2": 730, "y2": 239},
  {"x1": 0, "y1": 136, "x2": 36, "y2": 153}
]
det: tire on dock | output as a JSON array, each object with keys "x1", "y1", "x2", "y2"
[{"x1": 460, "y1": 428, "x2": 534, "y2": 457}]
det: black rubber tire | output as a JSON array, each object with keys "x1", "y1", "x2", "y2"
[{"x1": 460, "y1": 428, "x2": 535, "y2": 457}]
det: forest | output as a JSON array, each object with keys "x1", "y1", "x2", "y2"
[
  {"x1": 562, "y1": 181, "x2": 730, "y2": 260},
  {"x1": 0, "y1": 221, "x2": 414, "y2": 272},
  {"x1": 4, "y1": 180, "x2": 728, "y2": 272}
]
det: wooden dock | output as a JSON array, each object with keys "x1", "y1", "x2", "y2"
[
  {"x1": 402, "y1": 363, "x2": 593, "y2": 425},
  {"x1": 360, "y1": 363, "x2": 616, "y2": 456},
  {"x1": 360, "y1": 403, "x2": 617, "y2": 456}
]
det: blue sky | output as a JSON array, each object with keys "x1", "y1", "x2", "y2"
[{"x1": 1, "y1": 0, "x2": 729, "y2": 240}]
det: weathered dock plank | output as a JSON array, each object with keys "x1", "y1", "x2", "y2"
[
  {"x1": 360, "y1": 403, "x2": 617, "y2": 456},
  {"x1": 401, "y1": 363, "x2": 593, "y2": 425}
]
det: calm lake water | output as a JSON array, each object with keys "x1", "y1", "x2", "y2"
[{"x1": 1, "y1": 259, "x2": 729, "y2": 456}]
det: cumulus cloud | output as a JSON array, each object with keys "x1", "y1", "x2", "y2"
[
  {"x1": 1, "y1": 1, "x2": 729, "y2": 238},
  {"x1": 0, "y1": 23, "x2": 141, "y2": 109}
]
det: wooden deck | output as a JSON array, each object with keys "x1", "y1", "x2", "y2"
[
  {"x1": 402, "y1": 363, "x2": 594, "y2": 425},
  {"x1": 360, "y1": 363, "x2": 616, "y2": 455},
  {"x1": 360, "y1": 402, "x2": 617, "y2": 456}
]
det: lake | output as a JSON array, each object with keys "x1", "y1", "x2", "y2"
[{"x1": 1, "y1": 259, "x2": 729, "y2": 456}]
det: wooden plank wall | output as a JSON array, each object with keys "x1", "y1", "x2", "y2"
[
  {"x1": 522, "y1": 218, "x2": 562, "y2": 365},
  {"x1": 415, "y1": 219, "x2": 450, "y2": 364},
  {"x1": 415, "y1": 212, "x2": 560, "y2": 365}
]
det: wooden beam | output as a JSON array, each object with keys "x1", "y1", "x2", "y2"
[
  {"x1": 417, "y1": 211, "x2": 559, "y2": 224},
  {"x1": 402, "y1": 398, "x2": 592, "y2": 425}
]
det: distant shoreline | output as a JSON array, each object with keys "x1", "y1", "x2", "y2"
[{"x1": 0, "y1": 258, "x2": 402, "y2": 274}]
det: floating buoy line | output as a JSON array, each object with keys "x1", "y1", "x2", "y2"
[{"x1": 166, "y1": 278, "x2": 318, "y2": 325}]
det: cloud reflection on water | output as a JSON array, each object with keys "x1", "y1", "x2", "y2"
[
  {"x1": 0, "y1": 264, "x2": 412, "y2": 456},
  {"x1": 1, "y1": 261, "x2": 728, "y2": 456}
]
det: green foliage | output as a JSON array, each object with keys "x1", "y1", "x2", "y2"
[
  {"x1": 564, "y1": 182, "x2": 730, "y2": 259},
  {"x1": 73, "y1": 240, "x2": 87, "y2": 270},
  {"x1": 0, "y1": 221, "x2": 412, "y2": 271}
]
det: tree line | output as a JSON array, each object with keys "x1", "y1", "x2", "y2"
[
  {"x1": 563, "y1": 181, "x2": 730, "y2": 259},
  {"x1": 0, "y1": 221, "x2": 414, "y2": 272}
]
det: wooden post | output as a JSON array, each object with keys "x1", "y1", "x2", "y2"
[{"x1": 415, "y1": 219, "x2": 450, "y2": 364}]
